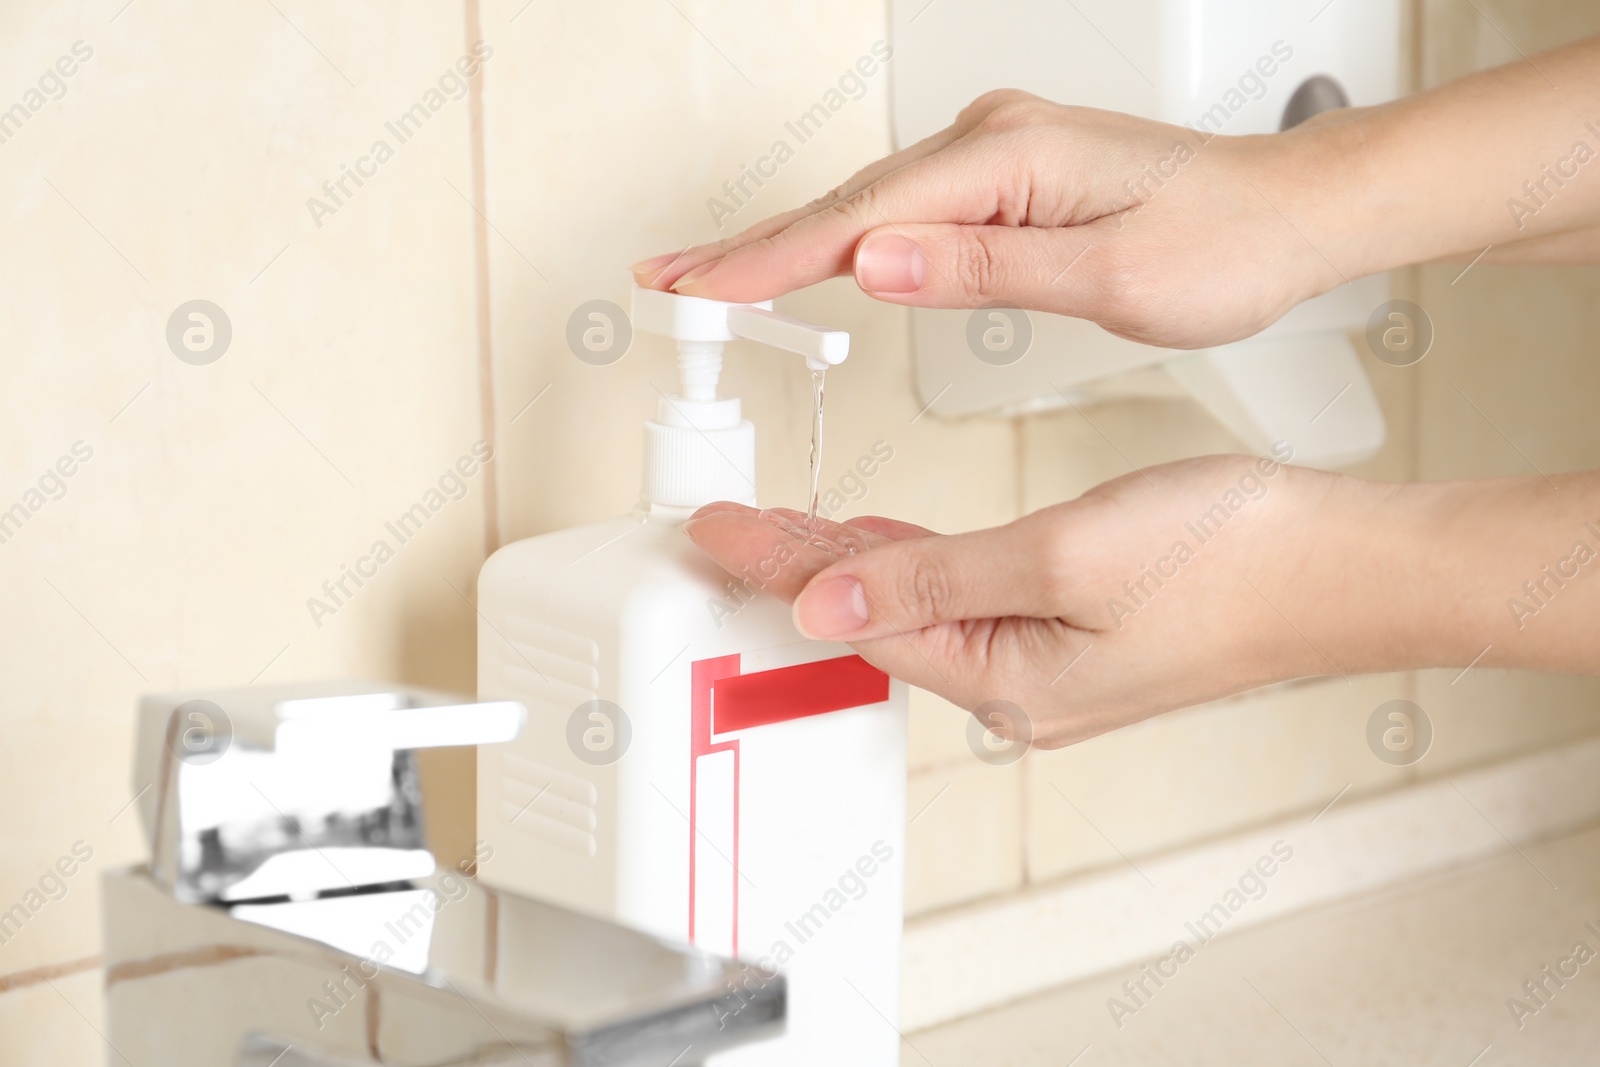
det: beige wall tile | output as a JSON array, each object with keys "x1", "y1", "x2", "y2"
[
  {"x1": 1417, "y1": 266, "x2": 1600, "y2": 483},
  {"x1": 1416, "y1": 667, "x2": 1600, "y2": 773},
  {"x1": 0, "y1": 963, "x2": 102, "y2": 1066},
  {"x1": 1421, "y1": 0, "x2": 1600, "y2": 85},
  {"x1": 1025, "y1": 675, "x2": 1412, "y2": 885},
  {"x1": 905, "y1": 761, "x2": 1024, "y2": 916},
  {"x1": 908, "y1": 686, "x2": 980, "y2": 773}
]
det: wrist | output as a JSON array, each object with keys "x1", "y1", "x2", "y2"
[
  {"x1": 1407, "y1": 474, "x2": 1600, "y2": 674},
  {"x1": 1276, "y1": 40, "x2": 1600, "y2": 279},
  {"x1": 1230, "y1": 113, "x2": 1390, "y2": 309},
  {"x1": 1308, "y1": 476, "x2": 1466, "y2": 672},
  {"x1": 1274, "y1": 108, "x2": 1405, "y2": 287},
  {"x1": 1249, "y1": 469, "x2": 1464, "y2": 680},
  {"x1": 1277, "y1": 473, "x2": 1578, "y2": 676}
]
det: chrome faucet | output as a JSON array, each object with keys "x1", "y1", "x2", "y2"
[{"x1": 105, "y1": 681, "x2": 784, "y2": 1066}]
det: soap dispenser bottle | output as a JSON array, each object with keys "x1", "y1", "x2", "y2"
[{"x1": 476, "y1": 286, "x2": 908, "y2": 1066}]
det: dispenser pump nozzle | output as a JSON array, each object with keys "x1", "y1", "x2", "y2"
[
  {"x1": 632, "y1": 284, "x2": 849, "y2": 393},
  {"x1": 629, "y1": 285, "x2": 850, "y2": 513}
]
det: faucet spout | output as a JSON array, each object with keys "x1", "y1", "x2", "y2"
[{"x1": 105, "y1": 865, "x2": 783, "y2": 1066}]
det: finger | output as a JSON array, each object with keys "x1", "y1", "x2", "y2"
[
  {"x1": 684, "y1": 507, "x2": 1085, "y2": 725},
  {"x1": 634, "y1": 93, "x2": 1029, "y2": 292},
  {"x1": 791, "y1": 518, "x2": 1062, "y2": 642},
  {"x1": 851, "y1": 221, "x2": 1117, "y2": 316},
  {"x1": 758, "y1": 507, "x2": 937, "y2": 545},
  {"x1": 846, "y1": 611, "x2": 1110, "y2": 755},
  {"x1": 751, "y1": 506, "x2": 921, "y2": 549},
  {"x1": 689, "y1": 500, "x2": 757, "y2": 520},
  {"x1": 639, "y1": 127, "x2": 966, "y2": 292},
  {"x1": 628, "y1": 245, "x2": 698, "y2": 289},
  {"x1": 838, "y1": 514, "x2": 938, "y2": 541},
  {"x1": 687, "y1": 503, "x2": 924, "y2": 547},
  {"x1": 683, "y1": 507, "x2": 893, "y2": 602},
  {"x1": 667, "y1": 135, "x2": 1014, "y2": 303}
]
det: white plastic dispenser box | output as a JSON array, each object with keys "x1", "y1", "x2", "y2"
[{"x1": 476, "y1": 287, "x2": 908, "y2": 1066}]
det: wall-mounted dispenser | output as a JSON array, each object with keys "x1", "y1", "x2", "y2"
[{"x1": 889, "y1": 0, "x2": 1402, "y2": 467}]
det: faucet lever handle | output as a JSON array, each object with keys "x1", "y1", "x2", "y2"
[
  {"x1": 134, "y1": 683, "x2": 527, "y2": 904},
  {"x1": 271, "y1": 692, "x2": 524, "y2": 756}
]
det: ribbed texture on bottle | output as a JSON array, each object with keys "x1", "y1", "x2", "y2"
[{"x1": 641, "y1": 420, "x2": 756, "y2": 508}]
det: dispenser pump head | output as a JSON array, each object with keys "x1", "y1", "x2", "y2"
[
  {"x1": 632, "y1": 284, "x2": 849, "y2": 378},
  {"x1": 629, "y1": 285, "x2": 850, "y2": 513}
]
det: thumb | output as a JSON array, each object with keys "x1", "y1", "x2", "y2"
[
  {"x1": 792, "y1": 518, "x2": 1059, "y2": 641},
  {"x1": 851, "y1": 222, "x2": 1111, "y2": 316}
]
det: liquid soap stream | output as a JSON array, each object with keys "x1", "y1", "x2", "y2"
[{"x1": 806, "y1": 368, "x2": 825, "y2": 538}]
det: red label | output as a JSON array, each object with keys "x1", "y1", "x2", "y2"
[{"x1": 712, "y1": 654, "x2": 889, "y2": 734}]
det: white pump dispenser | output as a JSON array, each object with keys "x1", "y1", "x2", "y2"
[
  {"x1": 632, "y1": 286, "x2": 848, "y2": 513},
  {"x1": 476, "y1": 287, "x2": 907, "y2": 1067}
]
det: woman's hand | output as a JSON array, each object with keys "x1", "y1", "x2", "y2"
[
  {"x1": 685, "y1": 455, "x2": 1600, "y2": 747},
  {"x1": 635, "y1": 91, "x2": 1348, "y2": 350},
  {"x1": 686, "y1": 455, "x2": 1600, "y2": 748},
  {"x1": 684, "y1": 454, "x2": 1369, "y2": 747},
  {"x1": 637, "y1": 39, "x2": 1600, "y2": 346}
]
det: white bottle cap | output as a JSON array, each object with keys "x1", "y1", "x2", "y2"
[{"x1": 641, "y1": 407, "x2": 756, "y2": 509}]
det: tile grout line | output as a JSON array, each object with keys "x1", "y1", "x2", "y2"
[
  {"x1": 0, "y1": 954, "x2": 102, "y2": 997},
  {"x1": 465, "y1": 0, "x2": 501, "y2": 557}
]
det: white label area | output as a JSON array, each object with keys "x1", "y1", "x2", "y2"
[{"x1": 692, "y1": 747, "x2": 737, "y2": 958}]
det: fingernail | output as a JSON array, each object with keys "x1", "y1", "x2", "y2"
[
  {"x1": 855, "y1": 234, "x2": 925, "y2": 293},
  {"x1": 629, "y1": 251, "x2": 679, "y2": 273},
  {"x1": 671, "y1": 260, "x2": 718, "y2": 292},
  {"x1": 680, "y1": 517, "x2": 705, "y2": 539},
  {"x1": 794, "y1": 576, "x2": 870, "y2": 639}
]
